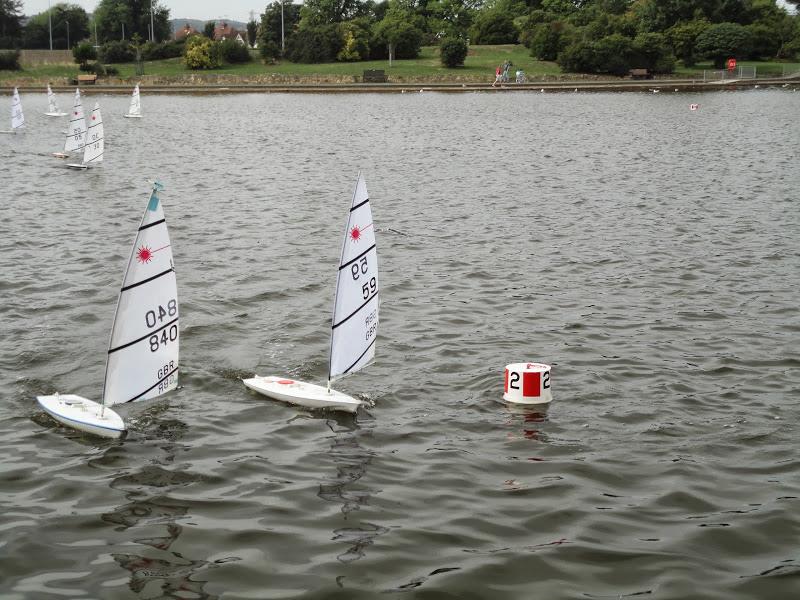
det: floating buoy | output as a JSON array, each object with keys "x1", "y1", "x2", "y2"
[
  {"x1": 689, "y1": 103, "x2": 699, "y2": 111},
  {"x1": 503, "y1": 362, "x2": 552, "y2": 405}
]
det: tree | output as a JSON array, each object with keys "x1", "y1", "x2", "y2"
[
  {"x1": 21, "y1": 3, "x2": 89, "y2": 49},
  {"x1": 439, "y1": 35, "x2": 467, "y2": 66},
  {"x1": 666, "y1": 19, "x2": 710, "y2": 66},
  {"x1": 300, "y1": 0, "x2": 369, "y2": 25},
  {"x1": 259, "y1": 1, "x2": 302, "y2": 56},
  {"x1": 528, "y1": 20, "x2": 573, "y2": 60},
  {"x1": 0, "y1": 0, "x2": 23, "y2": 46},
  {"x1": 203, "y1": 20, "x2": 215, "y2": 39},
  {"x1": 470, "y1": 8, "x2": 517, "y2": 44},
  {"x1": 695, "y1": 21, "x2": 752, "y2": 67},
  {"x1": 92, "y1": 0, "x2": 170, "y2": 44},
  {"x1": 246, "y1": 19, "x2": 258, "y2": 47},
  {"x1": 372, "y1": 7, "x2": 424, "y2": 59}
]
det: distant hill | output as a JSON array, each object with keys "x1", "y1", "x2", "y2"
[{"x1": 170, "y1": 18, "x2": 248, "y2": 34}]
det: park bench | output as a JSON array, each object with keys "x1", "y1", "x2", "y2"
[
  {"x1": 363, "y1": 69, "x2": 387, "y2": 83},
  {"x1": 629, "y1": 69, "x2": 652, "y2": 80},
  {"x1": 76, "y1": 74, "x2": 97, "y2": 85}
]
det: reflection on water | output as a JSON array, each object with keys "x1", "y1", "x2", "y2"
[
  {"x1": 101, "y1": 415, "x2": 219, "y2": 599},
  {"x1": 316, "y1": 415, "x2": 388, "y2": 563}
]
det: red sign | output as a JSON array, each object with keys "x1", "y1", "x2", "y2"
[{"x1": 727, "y1": 58, "x2": 736, "y2": 71}]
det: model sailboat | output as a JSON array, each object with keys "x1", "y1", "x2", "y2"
[
  {"x1": 123, "y1": 84, "x2": 142, "y2": 118},
  {"x1": 244, "y1": 173, "x2": 379, "y2": 413},
  {"x1": 1, "y1": 87, "x2": 24, "y2": 134},
  {"x1": 53, "y1": 88, "x2": 87, "y2": 159},
  {"x1": 66, "y1": 102, "x2": 103, "y2": 169},
  {"x1": 37, "y1": 182, "x2": 179, "y2": 438},
  {"x1": 44, "y1": 84, "x2": 67, "y2": 116}
]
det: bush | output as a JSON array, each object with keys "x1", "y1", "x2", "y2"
[
  {"x1": 440, "y1": 36, "x2": 468, "y2": 68},
  {"x1": 0, "y1": 50, "x2": 21, "y2": 70},
  {"x1": 73, "y1": 41, "x2": 97, "y2": 65},
  {"x1": 336, "y1": 20, "x2": 371, "y2": 62},
  {"x1": 141, "y1": 40, "x2": 185, "y2": 61},
  {"x1": 370, "y1": 17, "x2": 423, "y2": 60},
  {"x1": 100, "y1": 40, "x2": 135, "y2": 64},
  {"x1": 183, "y1": 36, "x2": 221, "y2": 69},
  {"x1": 558, "y1": 34, "x2": 636, "y2": 75},
  {"x1": 105, "y1": 65, "x2": 119, "y2": 75},
  {"x1": 219, "y1": 39, "x2": 252, "y2": 63},
  {"x1": 285, "y1": 24, "x2": 342, "y2": 63},
  {"x1": 79, "y1": 61, "x2": 106, "y2": 75},
  {"x1": 259, "y1": 39, "x2": 281, "y2": 62},
  {"x1": 528, "y1": 21, "x2": 574, "y2": 61}
]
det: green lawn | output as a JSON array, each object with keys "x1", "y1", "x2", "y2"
[{"x1": 1, "y1": 45, "x2": 797, "y2": 84}]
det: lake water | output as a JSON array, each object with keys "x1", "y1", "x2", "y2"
[{"x1": 1, "y1": 88, "x2": 798, "y2": 599}]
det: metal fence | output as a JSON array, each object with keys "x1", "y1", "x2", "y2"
[{"x1": 701, "y1": 66, "x2": 758, "y2": 81}]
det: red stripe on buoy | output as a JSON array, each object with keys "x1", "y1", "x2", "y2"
[
  {"x1": 504, "y1": 368, "x2": 509, "y2": 393},
  {"x1": 523, "y1": 371, "x2": 541, "y2": 397}
]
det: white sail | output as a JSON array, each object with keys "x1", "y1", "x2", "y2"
[
  {"x1": 103, "y1": 182, "x2": 178, "y2": 407},
  {"x1": 11, "y1": 87, "x2": 24, "y2": 130},
  {"x1": 125, "y1": 84, "x2": 141, "y2": 117},
  {"x1": 64, "y1": 88, "x2": 86, "y2": 153},
  {"x1": 47, "y1": 85, "x2": 57, "y2": 112},
  {"x1": 82, "y1": 103, "x2": 104, "y2": 164},
  {"x1": 328, "y1": 173, "x2": 379, "y2": 381}
]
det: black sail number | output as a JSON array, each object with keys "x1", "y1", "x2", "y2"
[
  {"x1": 145, "y1": 299, "x2": 178, "y2": 328},
  {"x1": 149, "y1": 324, "x2": 178, "y2": 352},
  {"x1": 351, "y1": 256, "x2": 369, "y2": 281},
  {"x1": 361, "y1": 277, "x2": 377, "y2": 299}
]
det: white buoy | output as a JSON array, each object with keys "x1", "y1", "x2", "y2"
[
  {"x1": 690, "y1": 103, "x2": 699, "y2": 111},
  {"x1": 503, "y1": 362, "x2": 552, "y2": 405}
]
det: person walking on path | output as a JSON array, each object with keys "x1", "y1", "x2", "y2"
[
  {"x1": 492, "y1": 65, "x2": 503, "y2": 87},
  {"x1": 502, "y1": 60, "x2": 512, "y2": 83}
]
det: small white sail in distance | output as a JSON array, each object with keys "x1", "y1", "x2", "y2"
[
  {"x1": 124, "y1": 83, "x2": 142, "y2": 118},
  {"x1": 243, "y1": 173, "x2": 379, "y2": 413},
  {"x1": 36, "y1": 182, "x2": 179, "y2": 438},
  {"x1": 66, "y1": 102, "x2": 103, "y2": 169},
  {"x1": 3, "y1": 87, "x2": 25, "y2": 133},
  {"x1": 57, "y1": 88, "x2": 87, "y2": 157},
  {"x1": 45, "y1": 84, "x2": 67, "y2": 116}
]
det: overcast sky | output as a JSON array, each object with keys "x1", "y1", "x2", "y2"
[
  {"x1": 19, "y1": 0, "x2": 796, "y2": 22},
  {"x1": 19, "y1": 1, "x2": 285, "y2": 23}
]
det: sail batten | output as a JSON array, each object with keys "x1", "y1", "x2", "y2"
[{"x1": 328, "y1": 173, "x2": 379, "y2": 382}]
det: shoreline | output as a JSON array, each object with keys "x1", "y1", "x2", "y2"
[{"x1": 1, "y1": 74, "x2": 798, "y2": 94}]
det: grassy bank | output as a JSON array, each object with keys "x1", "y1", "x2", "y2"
[{"x1": 1, "y1": 44, "x2": 798, "y2": 84}]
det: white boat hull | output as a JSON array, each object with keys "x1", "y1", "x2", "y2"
[
  {"x1": 243, "y1": 376, "x2": 362, "y2": 413},
  {"x1": 45, "y1": 111, "x2": 68, "y2": 117},
  {"x1": 36, "y1": 394, "x2": 125, "y2": 438},
  {"x1": 123, "y1": 114, "x2": 142, "y2": 118},
  {"x1": 65, "y1": 163, "x2": 88, "y2": 170},
  {"x1": 52, "y1": 152, "x2": 69, "y2": 159}
]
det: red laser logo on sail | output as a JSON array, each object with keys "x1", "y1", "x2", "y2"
[
  {"x1": 136, "y1": 244, "x2": 170, "y2": 264},
  {"x1": 349, "y1": 223, "x2": 372, "y2": 243},
  {"x1": 136, "y1": 246, "x2": 153, "y2": 263}
]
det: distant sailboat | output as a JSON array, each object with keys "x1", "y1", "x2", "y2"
[
  {"x1": 44, "y1": 84, "x2": 67, "y2": 116},
  {"x1": 123, "y1": 83, "x2": 142, "y2": 118},
  {"x1": 53, "y1": 88, "x2": 87, "y2": 159},
  {"x1": 66, "y1": 102, "x2": 103, "y2": 169},
  {"x1": 1, "y1": 87, "x2": 24, "y2": 134},
  {"x1": 37, "y1": 182, "x2": 179, "y2": 438},
  {"x1": 243, "y1": 173, "x2": 379, "y2": 413}
]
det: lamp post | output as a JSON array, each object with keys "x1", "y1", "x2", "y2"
[
  {"x1": 66, "y1": 19, "x2": 70, "y2": 49},
  {"x1": 48, "y1": 0, "x2": 53, "y2": 50},
  {"x1": 281, "y1": 0, "x2": 284, "y2": 53},
  {"x1": 150, "y1": 0, "x2": 155, "y2": 42}
]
